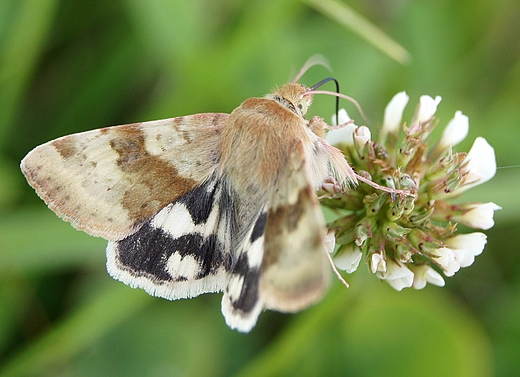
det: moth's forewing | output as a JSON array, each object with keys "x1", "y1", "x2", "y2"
[{"x1": 21, "y1": 114, "x2": 227, "y2": 240}]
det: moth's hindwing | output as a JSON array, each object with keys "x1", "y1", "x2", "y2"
[
  {"x1": 221, "y1": 209, "x2": 267, "y2": 332},
  {"x1": 20, "y1": 114, "x2": 227, "y2": 240},
  {"x1": 221, "y1": 140, "x2": 331, "y2": 332},
  {"x1": 107, "y1": 173, "x2": 235, "y2": 299},
  {"x1": 260, "y1": 140, "x2": 331, "y2": 312}
]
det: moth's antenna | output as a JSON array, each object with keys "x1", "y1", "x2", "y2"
[
  {"x1": 310, "y1": 77, "x2": 340, "y2": 125},
  {"x1": 291, "y1": 54, "x2": 331, "y2": 84}
]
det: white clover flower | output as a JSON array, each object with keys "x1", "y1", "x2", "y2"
[
  {"x1": 416, "y1": 95, "x2": 442, "y2": 123},
  {"x1": 327, "y1": 109, "x2": 357, "y2": 147},
  {"x1": 410, "y1": 265, "x2": 445, "y2": 289},
  {"x1": 382, "y1": 91, "x2": 409, "y2": 136},
  {"x1": 452, "y1": 137, "x2": 497, "y2": 195},
  {"x1": 332, "y1": 108, "x2": 351, "y2": 126},
  {"x1": 333, "y1": 245, "x2": 362, "y2": 274},
  {"x1": 369, "y1": 252, "x2": 386, "y2": 274},
  {"x1": 324, "y1": 230, "x2": 336, "y2": 254},
  {"x1": 353, "y1": 126, "x2": 371, "y2": 150},
  {"x1": 454, "y1": 202, "x2": 501, "y2": 230},
  {"x1": 429, "y1": 247, "x2": 460, "y2": 276},
  {"x1": 377, "y1": 260, "x2": 414, "y2": 291},
  {"x1": 427, "y1": 233, "x2": 487, "y2": 278},
  {"x1": 436, "y1": 111, "x2": 469, "y2": 150},
  {"x1": 444, "y1": 233, "x2": 487, "y2": 268}
]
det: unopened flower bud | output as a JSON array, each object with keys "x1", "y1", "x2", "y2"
[
  {"x1": 383, "y1": 222, "x2": 411, "y2": 243},
  {"x1": 408, "y1": 229, "x2": 443, "y2": 253},
  {"x1": 364, "y1": 193, "x2": 388, "y2": 216},
  {"x1": 396, "y1": 243, "x2": 415, "y2": 263},
  {"x1": 398, "y1": 174, "x2": 416, "y2": 190},
  {"x1": 354, "y1": 219, "x2": 373, "y2": 247},
  {"x1": 354, "y1": 125, "x2": 371, "y2": 150}
]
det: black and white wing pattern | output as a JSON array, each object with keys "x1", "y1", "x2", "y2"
[{"x1": 107, "y1": 173, "x2": 235, "y2": 300}]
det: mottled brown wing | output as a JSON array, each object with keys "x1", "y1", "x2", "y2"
[
  {"x1": 259, "y1": 140, "x2": 331, "y2": 312},
  {"x1": 21, "y1": 113, "x2": 227, "y2": 240}
]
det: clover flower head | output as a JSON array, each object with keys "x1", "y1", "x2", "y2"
[{"x1": 321, "y1": 93, "x2": 499, "y2": 290}]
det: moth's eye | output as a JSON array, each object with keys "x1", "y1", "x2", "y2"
[{"x1": 298, "y1": 99, "x2": 308, "y2": 115}]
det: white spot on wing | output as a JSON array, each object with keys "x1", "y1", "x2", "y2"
[
  {"x1": 247, "y1": 237, "x2": 264, "y2": 268},
  {"x1": 151, "y1": 203, "x2": 192, "y2": 237},
  {"x1": 167, "y1": 253, "x2": 200, "y2": 280},
  {"x1": 150, "y1": 199, "x2": 221, "y2": 238}
]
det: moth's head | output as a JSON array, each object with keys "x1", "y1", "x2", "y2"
[
  {"x1": 267, "y1": 56, "x2": 342, "y2": 119},
  {"x1": 271, "y1": 83, "x2": 314, "y2": 118},
  {"x1": 269, "y1": 76, "x2": 343, "y2": 121}
]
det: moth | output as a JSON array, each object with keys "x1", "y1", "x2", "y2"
[{"x1": 21, "y1": 61, "x2": 357, "y2": 332}]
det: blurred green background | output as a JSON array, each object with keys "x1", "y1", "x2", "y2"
[{"x1": 1, "y1": 0, "x2": 519, "y2": 376}]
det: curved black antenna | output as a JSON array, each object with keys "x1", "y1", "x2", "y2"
[{"x1": 310, "y1": 77, "x2": 340, "y2": 124}]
